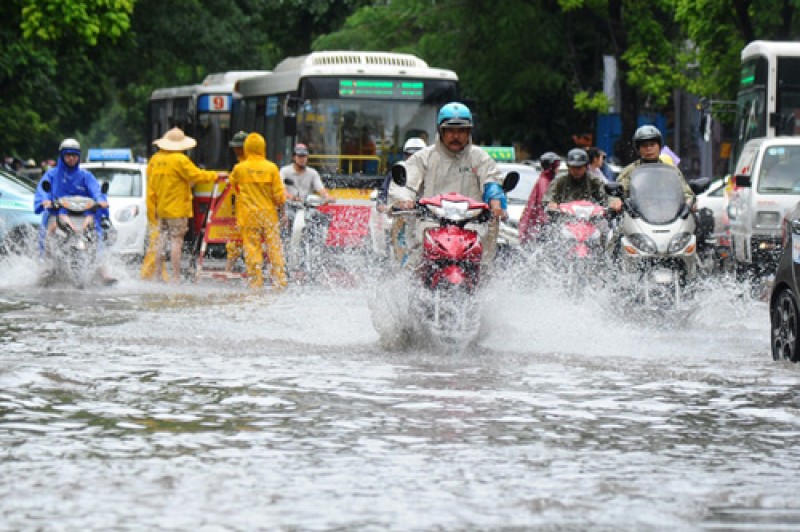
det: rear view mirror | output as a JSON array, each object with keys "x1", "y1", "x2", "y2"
[
  {"x1": 502, "y1": 171, "x2": 519, "y2": 193},
  {"x1": 101, "y1": 181, "x2": 110, "y2": 194},
  {"x1": 734, "y1": 174, "x2": 752, "y2": 188},
  {"x1": 689, "y1": 177, "x2": 710, "y2": 194},
  {"x1": 391, "y1": 163, "x2": 407, "y2": 187},
  {"x1": 604, "y1": 182, "x2": 623, "y2": 197},
  {"x1": 41, "y1": 180, "x2": 52, "y2": 193}
]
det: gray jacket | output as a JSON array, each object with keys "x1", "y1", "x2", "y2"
[{"x1": 390, "y1": 135, "x2": 503, "y2": 204}]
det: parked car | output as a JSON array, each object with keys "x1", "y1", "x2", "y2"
[
  {"x1": 727, "y1": 137, "x2": 800, "y2": 277},
  {"x1": 770, "y1": 202, "x2": 800, "y2": 362},
  {"x1": 82, "y1": 159, "x2": 148, "y2": 260},
  {"x1": 0, "y1": 168, "x2": 40, "y2": 255}
]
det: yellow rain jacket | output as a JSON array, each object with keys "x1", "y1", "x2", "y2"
[
  {"x1": 229, "y1": 134, "x2": 285, "y2": 227},
  {"x1": 147, "y1": 150, "x2": 217, "y2": 219},
  {"x1": 228, "y1": 133, "x2": 287, "y2": 289}
]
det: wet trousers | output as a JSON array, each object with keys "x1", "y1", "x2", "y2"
[{"x1": 241, "y1": 221, "x2": 287, "y2": 289}]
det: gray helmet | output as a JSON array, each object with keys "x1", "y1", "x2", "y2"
[
  {"x1": 59, "y1": 138, "x2": 81, "y2": 152},
  {"x1": 540, "y1": 151, "x2": 561, "y2": 170},
  {"x1": 228, "y1": 131, "x2": 248, "y2": 148},
  {"x1": 633, "y1": 125, "x2": 662, "y2": 149},
  {"x1": 565, "y1": 148, "x2": 589, "y2": 167}
]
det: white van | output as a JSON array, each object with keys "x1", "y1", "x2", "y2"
[{"x1": 728, "y1": 137, "x2": 800, "y2": 275}]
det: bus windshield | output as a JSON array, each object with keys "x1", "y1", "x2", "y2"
[
  {"x1": 732, "y1": 51, "x2": 800, "y2": 170},
  {"x1": 295, "y1": 77, "x2": 456, "y2": 179},
  {"x1": 297, "y1": 99, "x2": 436, "y2": 175}
]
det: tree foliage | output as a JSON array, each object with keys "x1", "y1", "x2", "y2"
[{"x1": 3, "y1": 0, "x2": 800, "y2": 164}]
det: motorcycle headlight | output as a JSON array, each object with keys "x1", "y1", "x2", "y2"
[
  {"x1": 667, "y1": 232, "x2": 694, "y2": 254},
  {"x1": 625, "y1": 233, "x2": 658, "y2": 255},
  {"x1": 114, "y1": 205, "x2": 140, "y2": 223}
]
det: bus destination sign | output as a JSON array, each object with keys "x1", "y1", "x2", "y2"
[{"x1": 339, "y1": 79, "x2": 424, "y2": 100}]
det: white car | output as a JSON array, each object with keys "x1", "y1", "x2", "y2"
[{"x1": 83, "y1": 161, "x2": 148, "y2": 259}]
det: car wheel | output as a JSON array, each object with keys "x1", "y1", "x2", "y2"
[{"x1": 771, "y1": 287, "x2": 800, "y2": 362}]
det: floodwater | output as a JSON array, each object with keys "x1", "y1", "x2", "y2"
[{"x1": 1, "y1": 254, "x2": 799, "y2": 531}]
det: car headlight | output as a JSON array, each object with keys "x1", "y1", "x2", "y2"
[
  {"x1": 667, "y1": 232, "x2": 694, "y2": 254},
  {"x1": 625, "y1": 233, "x2": 658, "y2": 255},
  {"x1": 114, "y1": 205, "x2": 140, "y2": 223},
  {"x1": 755, "y1": 211, "x2": 781, "y2": 229}
]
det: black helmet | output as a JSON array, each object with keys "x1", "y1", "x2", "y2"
[
  {"x1": 540, "y1": 151, "x2": 561, "y2": 171},
  {"x1": 565, "y1": 148, "x2": 589, "y2": 167},
  {"x1": 633, "y1": 125, "x2": 662, "y2": 150},
  {"x1": 229, "y1": 131, "x2": 248, "y2": 148}
]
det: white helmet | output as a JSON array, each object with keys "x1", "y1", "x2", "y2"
[
  {"x1": 59, "y1": 138, "x2": 81, "y2": 152},
  {"x1": 403, "y1": 137, "x2": 426, "y2": 154}
]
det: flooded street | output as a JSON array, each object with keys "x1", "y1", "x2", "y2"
[{"x1": 2, "y1": 255, "x2": 800, "y2": 530}]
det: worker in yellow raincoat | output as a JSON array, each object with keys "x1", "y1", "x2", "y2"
[
  {"x1": 228, "y1": 132, "x2": 287, "y2": 289},
  {"x1": 142, "y1": 127, "x2": 218, "y2": 282},
  {"x1": 225, "y1": 131, "x2": 248, "y2": 273}
]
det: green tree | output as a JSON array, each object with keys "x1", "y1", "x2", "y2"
[
  {"x1": 0, "y1": 0, "x2": 133, "y2": 160},
  {"x1": 315, "y1": 0, "x2": 580, "y2": 155}
]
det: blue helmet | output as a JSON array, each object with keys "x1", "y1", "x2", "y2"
[{"x1": 437, "y1": 102, "x2": 473, "y2": 128}]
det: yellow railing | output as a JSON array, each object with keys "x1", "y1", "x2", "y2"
[{"x1": 308, "y1": 154, "x2": 382, "y2": 175}]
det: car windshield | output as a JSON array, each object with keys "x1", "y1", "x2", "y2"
[
  {"x1": 89, "y1": 168, "x2": 143, "y2": 197},
  {"x1": 0, "y1": 169, "x2": 36, "y2": 196},
  {"x1": 503, "y1": 167, "x2": 540, "y2": 203},
  {"x1": 757, "y1": 146, "x2": 800, "y2": 193},
  {"x1": 628, "y1": 164, "x2": 686, "y2": 225}
]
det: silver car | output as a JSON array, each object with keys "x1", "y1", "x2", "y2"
[{"x1": 0, "y1": 169, "x2": 40, "y2": 255}]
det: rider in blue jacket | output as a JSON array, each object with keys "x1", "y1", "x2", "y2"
[{"x1": 34, "y1": 138, "x2": 116, "y2": 284}]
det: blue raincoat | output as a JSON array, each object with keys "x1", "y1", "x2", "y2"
[{"x1": 34, "y1": 150, "x2": 108, "y2": 255}]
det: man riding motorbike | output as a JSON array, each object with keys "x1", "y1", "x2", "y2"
[
  {"x1": 608, "y1": 125, "x2": 713, "y2": 252},
  {"x1": 34, "y1": 138, "x2": 116, "y2": 284},
  {"x1": 377, "y1": 137, "x2": 427, "y2": 264},
  {"x1": 544, "y1": 148, "x2": 607, "y2": 209},
  {"x1": 390, "y1": 102, "x2": 508, "y2": 270}
]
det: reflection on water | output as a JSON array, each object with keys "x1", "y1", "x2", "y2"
[{"x1": 1, "y1": 262, "x2": 799, "y2": 529}]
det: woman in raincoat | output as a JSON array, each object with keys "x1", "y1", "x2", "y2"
[{"x1": 228, "y1": 132, "x2": 287, "y2": 289}]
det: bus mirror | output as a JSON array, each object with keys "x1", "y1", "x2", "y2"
[{"x1": 284, "y1": 116, "x2": 297, "y2": 136}]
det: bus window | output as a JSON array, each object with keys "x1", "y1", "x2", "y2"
[{"x1": 776, "y1": 57, "x2": 800, "y2": 135}]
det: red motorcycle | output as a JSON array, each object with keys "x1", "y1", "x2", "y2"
[
  {"x1": 544, "y1": 199, "x2": 608, "y2": 294},
  {"x1": 391, "y1": 164, "x2": 518, "y2": 348}
]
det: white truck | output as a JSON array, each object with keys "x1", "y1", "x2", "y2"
[{"x1": 728, "y1": 137, "x2": 800, "y2": 276}]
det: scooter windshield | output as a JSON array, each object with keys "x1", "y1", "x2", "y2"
[{"x1": 628, "y1": 164, "x2": 686, "y2": 225}]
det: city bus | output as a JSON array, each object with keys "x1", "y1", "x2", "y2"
[
  {"x1": 731, "y1": 40, "x2": 800, "y2": 168},
  {"x1": 232, "y1": 51, "x2": 460, "y2": 251},
  {"x1": 147, "y1": 70, "x2": 269, "y2": 170}
]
